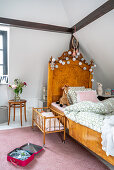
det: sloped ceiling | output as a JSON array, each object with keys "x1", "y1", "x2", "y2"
[
  {"x1": 0, "y1": 0, "x2": 70, "y2": 27},
  {"x1": 61, "y1": 0, "x2": 107, "y2": 26},
  {"x1": 62, "y1": 0, "x2": 114, "y2": 90}
]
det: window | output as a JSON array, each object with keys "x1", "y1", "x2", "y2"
[{"x1": 0, "y1": 30, "x2": 8, "y2": 84}]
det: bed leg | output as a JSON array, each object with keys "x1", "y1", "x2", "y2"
[
  {"x1": 32, "y1": 107, "x2": 34, "y2": 129},
  {"x1": 43, "y1": 133, "x2": 45, "y2": 145},
  {"x1": 63, "y1": 116, "x2": 66, "y2": 142}
]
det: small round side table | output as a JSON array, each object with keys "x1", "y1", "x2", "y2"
[{"x1": 8, "y1": 99, "x2": 27, "y2": 126}]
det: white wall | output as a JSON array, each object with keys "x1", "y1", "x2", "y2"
[
  {"x1": 0, "y1": 0, "x2": 71, "y2": 107},
  {"x1": 75, "y1": 10, "x2": 114, "y2": 90},
  {"x1": 8, "y1": 27, "x2": 70, "y2": 108},
  {"x1": 62, "y1": 0, "x2": 114, "y2": 91}
]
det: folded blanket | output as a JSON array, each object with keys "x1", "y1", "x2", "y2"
[{"x1": 101, "y1": 115, "x2": 114, "y2": 156}]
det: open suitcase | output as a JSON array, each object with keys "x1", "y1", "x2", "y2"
[{"x1": 7, "y1": 143, "x2": 44, "y2": 166}]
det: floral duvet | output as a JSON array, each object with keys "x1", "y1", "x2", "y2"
[{"x1": 64, "y1": 98, "x2": 114, "y2": 133}]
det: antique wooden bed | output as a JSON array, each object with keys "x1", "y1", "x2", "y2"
[{"x1": 47, "y1": 50, "x2": 114, "y2": 165}]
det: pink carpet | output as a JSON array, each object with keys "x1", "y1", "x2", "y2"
[{"x1": 0, "y1": 126, "x2": 109, "y2": 170}]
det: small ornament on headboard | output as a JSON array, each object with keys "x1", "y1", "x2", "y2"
[{"x1": 50, "y1": 56, "x2": 56, "y2": 70}]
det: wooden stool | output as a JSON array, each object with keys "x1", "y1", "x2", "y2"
[{"x1": 8, "y1": 99, "x2": 27, "y2": 126}]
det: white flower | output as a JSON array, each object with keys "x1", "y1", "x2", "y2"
[
  {"x1": 55, "y1": 65, "x2": 58, "y2": 68},
  {"x1": 79, "y1": 62, "x2": 82, "y2": 65},
  {"x1": 91, "y1": 79, "x2": 94, "y2": 82},
  {"x1": 76, "y1": 55, "x2": 78, "y2": 59},
  {"x1": 81, "y1": 58, "x2": 84, "y2": 61},
  {"x1": 59, "y1": 60, "x2": 62, "y2": 63},
  {"x1": 89, "y1": 68, "x2": 93, "y2": 72},
  {"x1": 52, "y1": 58, "x2": 55, "y2": 62},
  {"x1": 11, "y1": 84, "x2": 17, "y2": 89},
  {"x1": 77, "y1": 52, "x2": 80, "y2": 56},
  {"x1": 62, "y1": 61, "x2": 65, "y2": 65},
  {"x1": 94, "y1": 64, "x2": 96, "y2": 68},
  {"x1": 66, "y1": 57, "x2": 69, "y2": 60},
  {"x1": 73, "y1": 58, "x2": 76, "y2": 61},
  {"x1": 83, "y1": 67, "x2": 86, "y2": 70},
  {"x1": 68, "y1": 51, "x2": 72, "y2": 55},
  {"x1": 67, "y1": 61, "x2": 70, "y2": 64}
]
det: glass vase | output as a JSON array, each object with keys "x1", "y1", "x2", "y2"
[{"x1": 14, "y1": 93, "x2": 20, "y2": 101}]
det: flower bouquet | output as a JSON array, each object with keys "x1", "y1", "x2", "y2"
[{"x1": 9, "y1": 79, "x2": 27, "y2": 101}]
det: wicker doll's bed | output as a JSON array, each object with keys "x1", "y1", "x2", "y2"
[{"x1": 47, "y1": 49, "x2": 114, "y2": 165}]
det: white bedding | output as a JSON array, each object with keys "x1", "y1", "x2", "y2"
[
  {"x1": 101, "y1": 115, "x2": 114, "y2": 156},
  {"x1": 51, "y1": 101, "x2": 114, "y2": 156},
  {"x1": 70, "y1": 111, "x2": 113, "y2": 133},
  {"x1": 37, "y1": 112, "x2": 64, "y2": 131},
  {"x1": 51, "y1": 102, "x2": 66, "y2": 112},
  {"x1": 51, "y1": 101, "x2": 114, "y2": 133}
]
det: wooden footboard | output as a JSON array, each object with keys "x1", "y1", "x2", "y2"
[{"x1": 69, "y1": 119, "x2": 114, "y2": 165}]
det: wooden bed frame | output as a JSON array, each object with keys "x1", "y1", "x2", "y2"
[{"x1": 47, "y1": 49, "x2": 114, "y2": 165}]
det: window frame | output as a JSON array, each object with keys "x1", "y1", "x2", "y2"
[{"x1": 0, "y1": 30, "x2": 8, "y2": 75}]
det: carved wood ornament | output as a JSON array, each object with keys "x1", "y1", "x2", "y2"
[{"x1": 47, "y1": 49, "x2": 95, "y2": 107}]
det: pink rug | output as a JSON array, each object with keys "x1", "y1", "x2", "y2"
[{"x1": 0, "y1": 126, "x2": 109, "y2": 170}]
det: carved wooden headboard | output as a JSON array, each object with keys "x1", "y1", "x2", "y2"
[{"x1": 47, "y1": 50, "x2": 93, "y2": 107}]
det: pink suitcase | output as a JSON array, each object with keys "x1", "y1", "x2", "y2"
[{"x1": 7, "y1": 143, "x2": 44, "y2": 167}]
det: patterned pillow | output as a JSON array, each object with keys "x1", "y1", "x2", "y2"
[
  {"x1": 68, "y1": 87, "x2": 94, "y2": 104},
  {"x1": 67, "y1": 87, "x2": 85, "y2": 104}
]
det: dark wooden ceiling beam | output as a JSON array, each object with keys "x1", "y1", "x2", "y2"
[
  {"x1": 72, "y1": 0, "x2": 114, "y2": 33},
  {"x1": 0, "y1": 17, "x2": 73, "y2": 34},
  {"x1": 0, "y1": 1, "x2": 113, "y2": 34}
]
